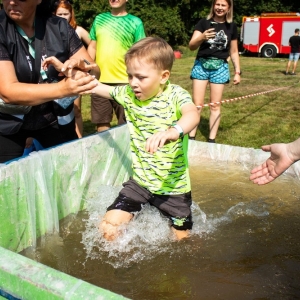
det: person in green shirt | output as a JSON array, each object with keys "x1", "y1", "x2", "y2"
[{"x1": 88, "y1": 0, "x2": 146, "y2": 132}]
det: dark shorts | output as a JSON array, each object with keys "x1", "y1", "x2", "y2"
[
  {"x1": 190, "y1": 59, "x2": 230, "y2": 84},
  {"x1": 0, "y1": 121, "x2": 77, "y2": 163},
  {"x1": 91, "y1": 83, "x2": 126, "y2": 125},
  {"x1": 107, "y1": 178, "x2": 193, "y2": 230}
]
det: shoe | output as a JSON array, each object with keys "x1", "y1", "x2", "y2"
[
  {"x1": 285, "y1": 72, "x2": 289, "y2": 75},
  {"x1": 208, "y1": 138, "x2": 215, "y2": 143},
  {"x1": 291, "y1": 73, "x2": 296, "y2": 75},
  {"x1": 189, "y1": 136, "x2": 195, "y2": 140}
]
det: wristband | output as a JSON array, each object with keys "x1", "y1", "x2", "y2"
[
  {"x1": 235, "y1": 71, "x2": 242, "y2": 75},
  {"x1": 172, "y1": 124, "x2": 184, "y2": 138}
]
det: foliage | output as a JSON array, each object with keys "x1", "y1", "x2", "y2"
[{"x1": 71, "y1": 0, "x2": 300, "y2": 47}]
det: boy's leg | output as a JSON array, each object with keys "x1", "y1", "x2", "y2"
[
  {"x1": 149, "y1": 192, "x2": 193, "y2": 240},
  {"x1": 172, "y1": 227, "x2": 190, "y2": 240},
  {"x1": 99, "y1": 178, "x2": 151, "y2": 240},
  {"x1": 100, "y1": 210, "x2": 133, "y2": 241},
  {"x1": 91, "y1": 93, "x2": 113, "y2": 132}
]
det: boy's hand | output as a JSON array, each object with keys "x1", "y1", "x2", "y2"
[
  {"x1": 145, "y1": 128, "x2": 180, "y2": 154},
  {"x1": 42, "y1": 56, "x2": 96, "y2": 78}
]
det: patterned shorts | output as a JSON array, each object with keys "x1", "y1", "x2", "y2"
[{"x1": 190, "y1": 59, "x2": 230, "y2": 84}]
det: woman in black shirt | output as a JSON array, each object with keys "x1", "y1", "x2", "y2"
[
  {"x1": 0, "y1": 0, "x2": 99, "y2": 163},
  {"x1": 189, "y1": 0, "x2": 241, "y2": 143}
]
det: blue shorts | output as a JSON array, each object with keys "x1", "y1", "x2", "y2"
[
  {"x1": 289, "y1": 53, "x2": 300, "y2": 62},
  {"x1": 190, "y1": 59, "x2": 230, "y2": 84}
]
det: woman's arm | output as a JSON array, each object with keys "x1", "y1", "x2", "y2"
[
  {"x1": 76, "y1": 26, "x2": 91, "y2": 47},
  {"x1": 0, "y1": 50, "x2": 98, "y2": 106},
  {"x1": 229, "y1": 39, "x2": 241, "y2": 85},
  {"x1": 189, "y1": 28, "x2": 215, "y2": 51}
]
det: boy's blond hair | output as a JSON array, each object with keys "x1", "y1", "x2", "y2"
[
  {"x1": 125, "y1": 37, "x2": 174, "y2": 71},
  {"x1": 207, "y1": 0, "x2": 234, "y2": 23}
]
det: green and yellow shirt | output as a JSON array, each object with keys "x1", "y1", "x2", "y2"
[
  {"x1": 89, "y1": 12, "x2": 145, "y2": 83},
  {"x1": 110, "y1": 82, "x2": 193, "y2": 195}
]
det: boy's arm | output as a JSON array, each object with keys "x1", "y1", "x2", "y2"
[
  {"x1": 145, "y1": 103, "x2": 198, "y2": 154},
  {"x1": 92, "y1": 83, "x2": 113, "y2": 100},
  {"x1": 175, "y1": 103, "x2": 199, "y2": 135}
]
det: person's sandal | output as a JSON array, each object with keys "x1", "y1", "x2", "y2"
[{"x1": 189, "y1": 136, "x2": 196, "y2": 140}]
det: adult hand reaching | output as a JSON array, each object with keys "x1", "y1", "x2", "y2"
[{"x1": 249, "y1": 140, "x2": 300, "y2": 185}]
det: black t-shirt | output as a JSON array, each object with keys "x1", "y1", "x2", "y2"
[
  {"x1": 194, "y1": 18, "x2": 238, "y2": 60},
  {"x1": 289, "y1": 35, "x2": 300, "y2": 53}
]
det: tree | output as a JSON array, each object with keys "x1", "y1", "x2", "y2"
[{"x1": 70, "y1": 0, "x2": 300, "y2": 48}]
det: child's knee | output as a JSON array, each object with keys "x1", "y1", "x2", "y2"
[
  {"x1": 99, "y1": 219, "x2": 119, "y2": 241},
  {"x1": 99, "y1": 210, "x2": 133, "y2": 241}
]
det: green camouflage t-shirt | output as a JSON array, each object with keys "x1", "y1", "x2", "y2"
[{"x1": 110, "y1": 82, "x2": 193, "y2": 195}]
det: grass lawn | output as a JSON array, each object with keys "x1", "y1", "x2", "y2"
[{"x1": 81, "y1": 53, "x2": 300, "y2": 149}]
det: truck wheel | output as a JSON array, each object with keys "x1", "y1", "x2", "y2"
[{"x1": 261, "y1": 45, "x2": 277, "y2": 58}]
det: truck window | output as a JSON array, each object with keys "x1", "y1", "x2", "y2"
[
  {"x1": 243, "y1": 22, "x2": 260, "y2": 45},
  {"x1": 282, "y1": 21, "x2": 300, "y2": 46}
]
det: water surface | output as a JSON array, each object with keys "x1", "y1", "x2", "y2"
[{"x1": 20, "y1": 161, "x2": 300, "y2": 299}]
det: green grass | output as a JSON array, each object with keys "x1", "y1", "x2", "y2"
[{"x1": 81, "y1": 53, "x2": 300, "y2": 149}]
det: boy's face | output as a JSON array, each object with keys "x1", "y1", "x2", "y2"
[{"x1": 126, "y1": 58, "x2": 170, "y2": 101}]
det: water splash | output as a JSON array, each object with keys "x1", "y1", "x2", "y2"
[{"x1": 81, "y1": 185, "x2": 270, "y2": 268}]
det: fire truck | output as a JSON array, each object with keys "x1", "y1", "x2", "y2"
[{"x1": 241, "y1": 12, "x2": 300, "y2": 58}]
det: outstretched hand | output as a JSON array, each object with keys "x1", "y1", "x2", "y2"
[
  {"x1": 41, "y1": 56, "x2": 98, "y2": 96},
  {"x1": 42, "y1": 56, "x2": 96, "y2": 78},
  {"x1": 249, "y1": 143, "x2": 294, "y2": 185}
]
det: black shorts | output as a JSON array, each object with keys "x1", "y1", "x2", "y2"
[
  {"x1": 91, "y1": 83, "x2": 126, "y2": 125},
  {"x1": 0, "y1": 121, "x2": 77, "y2": 163},
  {"x1": 107, "y1": 178, "x2": 193, "y2": 230}
]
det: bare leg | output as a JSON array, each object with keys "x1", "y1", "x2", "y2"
[
  {"x1": 172, "y1": 228, "x2": 190, "y2": 240},
  {"x1": 292, "y1": 61, "x2": 298, "y2": 73},
  {"x1": 96, "y1": 123, "x2": 111, "y2": 132},
  {"x1": 189, "y1": 79, "x2": 208, "y2": 138},
  {"x1": 74, "y1": 96, "x2": 83, "y2": 138},
  {"x1": 208, "y1": 83, "x2": 225, "y2": 140},
  {"x1": 100, "y1": 210, "x2": 133, "y2": 241},
  {"x1": 286, "y1": 60, "x2": 291, "y2": 73}
]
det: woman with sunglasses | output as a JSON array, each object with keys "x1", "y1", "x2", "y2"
[
  {"x1": 54, "y1": 0, "x2": 91, "y2": 138},
  {"x1": 0, "y1": 0, "x2": 99, "y2": 163}
]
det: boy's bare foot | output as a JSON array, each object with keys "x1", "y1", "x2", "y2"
[{"x1": 172, "y1": 228, "x2": 190, "y2": 240}]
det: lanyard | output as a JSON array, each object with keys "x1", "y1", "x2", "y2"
[{"x1": 16, "y1": 24, "x2": 48, "y2": 81}]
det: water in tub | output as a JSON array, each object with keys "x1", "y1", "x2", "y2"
[{"x1": 20, "y1": 160, "x2": 300, "y2": 299}]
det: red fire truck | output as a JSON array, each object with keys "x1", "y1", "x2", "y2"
[{"x1": 241, "y1": 12, "x2": 300, "y2": 58}]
